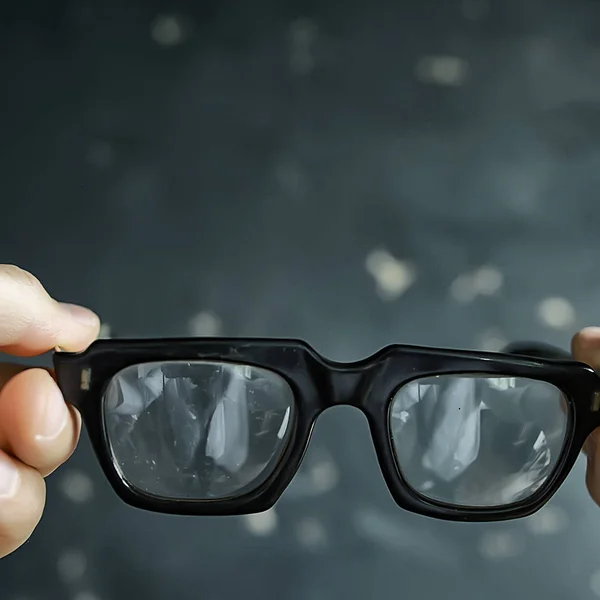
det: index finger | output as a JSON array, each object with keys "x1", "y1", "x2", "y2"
[{"x1": 0, "y1": 265, "x2": 100, "y2": 357}]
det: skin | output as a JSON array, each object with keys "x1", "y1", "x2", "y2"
[
  {"x1": 0, "y1": 265, "x2": 100, "y2": 558},
  {"x1": 0, "y1": 264, "x2": 598, "y2": 559}
]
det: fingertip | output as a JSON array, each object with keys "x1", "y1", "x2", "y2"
[
  {"x1": 0, "y1": 368, "x2": 81, "y2": 476},
  {"x1": 53, "y1": 302, "x2": 101, "y2": 353},
  {"x1": 571, "y1": 327, "x2": 600, "y2": 367},
  {"x1": 57, "y1": 303, "x2": 100, "y2": 329},
  {"x1": 572, "y1": 326, "x2": 600, "y2": 349},
  {"x1": 0, "y1": 265, "x2": 101, "y2": 356}
]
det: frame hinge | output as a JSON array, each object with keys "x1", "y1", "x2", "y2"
[{"x1": 80, "y1": 368, "x2": 91, "y2": 391}]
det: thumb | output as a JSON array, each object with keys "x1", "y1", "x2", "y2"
[{"x1": 0, "y1": 265, "x2": 100, "y2": 357}]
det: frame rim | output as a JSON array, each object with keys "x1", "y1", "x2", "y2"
[{"x1": 53, "y1": 336, "x2": 600, "y2": 521}]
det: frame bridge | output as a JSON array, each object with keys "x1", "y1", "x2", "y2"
[{"x1": 324, "y1": 365, "x2": 373, "y2": 408}]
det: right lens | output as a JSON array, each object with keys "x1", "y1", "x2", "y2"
[
  {"x1": 102, "y1": 361, "x2": 296, "y2": 501},
  {"x1": 389, "y1": 374, "x2": 568, "y2": 508}
]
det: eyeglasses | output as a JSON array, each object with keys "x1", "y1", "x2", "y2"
[{"x1": 53, "y1": 337, "x2": 600, "y2": 522}]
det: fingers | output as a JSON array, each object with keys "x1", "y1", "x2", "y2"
[
  {"x1": 571, "y1": 327, "x2": 600, "y2": 506},
  {"x1": 0, "y1": 365, "x2": 82, "y2": 559},
  {"x1": 0, "y1": 449, "x2": 45, "y2": 558},
  {"x1": 0, "y1": 264, "x2": 98, "y2": 558},
  {"x1": 0, "y1": 368, "x2": 81, "y2": 477},
  {"x1": 0, "y1": 264, "x2": 100, "y2": 356}
]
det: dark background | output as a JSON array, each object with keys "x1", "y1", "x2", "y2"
[{"x1": 2, "y1": 0, "x2": 600, "y2": 598}]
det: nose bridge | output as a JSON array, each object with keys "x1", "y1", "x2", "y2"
[{"x1": 326, "y1": 366, "x2": 369, "y2": 408}]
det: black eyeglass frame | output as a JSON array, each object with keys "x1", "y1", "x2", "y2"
[{"x1": 53, "y1": 337, "x2": 600, "y2": 523}]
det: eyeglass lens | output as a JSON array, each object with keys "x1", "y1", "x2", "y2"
[
  {"x1": 390, "y1": 375, "x2": 568, "y2": 508},
  {"x1": 103, "y1": 361, "x2": 296, "y2": 501}
]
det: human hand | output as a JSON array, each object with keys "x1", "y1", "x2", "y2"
[
  {"x1": 571, "y1": 327, "x2": 600, "y2": 506},
  {"x1": 0, "y1": 265, "x2": 99, "y2": 558}
]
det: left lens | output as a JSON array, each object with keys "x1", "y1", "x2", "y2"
[
  {"x1": 389, "y1": 374, "x2": 568, "y2": 508},
  {"x1": 103, "y1": 361, "x2": 295, "y2": 501}
]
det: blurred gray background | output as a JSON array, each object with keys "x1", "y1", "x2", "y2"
[{"x1": 2, "y1": 0, "x2": 600, "y2": 598}]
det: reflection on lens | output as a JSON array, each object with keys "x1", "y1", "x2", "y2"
[
  {"x1": 389, "y1": 375, "x2": 568, "y2": 508},
  {"x1": 103, "y1": 361, "x2": 295, "y2": 500}
]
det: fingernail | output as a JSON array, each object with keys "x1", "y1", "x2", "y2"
[
  {"x1": 36, "y1": 385, "x2": 69, "y2": 441},
  {"x1": 0, "y1": 453, "x2": 19, "y2": 499},
  {"x1": 59, "y1": 303, "x2": 99, "y2": 327}
]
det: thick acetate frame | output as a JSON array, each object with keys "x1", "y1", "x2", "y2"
[{"x1": 53, "y1": 338, "x2": 600, "y2": 523}]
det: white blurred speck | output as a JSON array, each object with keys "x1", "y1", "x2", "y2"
[
  {"x1": 450, "y1": 273, "x2": 478, "y2": 304},
  {"x1": 537, "y1": 297, "x2": 576, "y2": 330},
  {"x1": 285, "y1": 450, "x2": 340, "y2": 498},
  {"x1": 86, "y1": 141, "x2": 114, "y2": 169},
  {"x1": 295, "y1": 517, "x2": 328, "y2": 550},
  {"x1": 276, "y1": 159, "x2": 309, "y2": 198},
  {"x1": 590, "y1": 569, "x2": 600, "y2": 597},
  {"x1": 365, "y1": 249, "x2": 416, "y2": 301},
  {"x1": 151, "y1": 14, "x2": 189, "y2": 46},
  {"x1": 473, "y1": 266, "x2": 504, "y2": 295},
  {"x1": 243, "y1": 508, "x2": 278, "y2": 536},
  {"x1": 526, "y1": 506, "x2": 569, "y2": 535},
  {"x1": 461, "y1": 0, "x2": 491, "y2": 20},
  {"x1": 189, "y1": 311, "x2": 222, "y2": 336},
  {"x1": 60, "y1": 470, "x2": 94, "y2": 503},
  {"x1": 415, "y1": 56, "x2": 469, "y2": 86},
  {"x1": 478, "y1": 328, "x2": 508, "y2": 352},
  {"x1": 289, "y1": 18, "x2": 317, "y2": 74},
  {"x1": 57, "y1": 549, "x2": 87, "y2": 583},
  {"x1": 290, "y1": 18, "x2": 317, "y2": 44},
  {"x1": 527, "y1": 36, "x2": 556, "y2": 71},
  {"x1": 478, "y1": 531, "x2": 525, "y2": 560},
  {"x1": 309, "y1": 457, "x2": 340, "y2": 494},
  {"x1": 451, "y1": 266, "x2": 503, "y2": 304}
]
